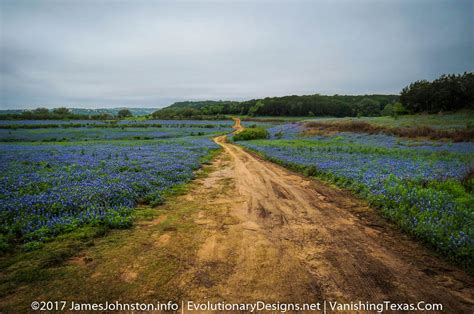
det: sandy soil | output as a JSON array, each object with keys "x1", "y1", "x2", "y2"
[{"x1": 175, "y1": 118, "x2": 473, "y2": 311}]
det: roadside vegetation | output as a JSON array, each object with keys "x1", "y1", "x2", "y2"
[{"x1": 233, "y1": 127, "x2": 269, "y2": 141}]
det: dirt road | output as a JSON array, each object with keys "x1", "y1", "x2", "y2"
[
  {"x1": 176, "y1": 118, "x2": 473, "y2": 311},
  {"x1": 1, "y1": 118, "x2": 472, "y2": 312}
]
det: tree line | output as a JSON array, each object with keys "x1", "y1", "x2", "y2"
[
  {"x1": 153, "y1": 72, "x2": 473, "y2": 118},
  {"x1": 0, "y1": 108, "x2": 133, "y2": 120},
  {"x1": 400, "y1": 72, "x2": 473, "y2": 113},
  {"x1": 152, "y1": 94, "x2": 400, "y2": 119}
]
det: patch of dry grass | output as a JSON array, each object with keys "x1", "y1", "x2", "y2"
[{"x1": 304, "y1": 120, "x2": 474, "y2": 142}]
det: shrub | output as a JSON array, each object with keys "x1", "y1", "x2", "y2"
[
  {"x1": 382, "y1": 103, "x2": 394, "y2": 116},
  {"x1": 462, "y1": 165, "x2": 474, "y2": 192},
  {"x1": 233, "y1": 128, "x2": 269, "y2": 141},
  {"x1": 303, "y1": 165, "x2": 319, "y2": 176},
  {"x1": 117, "y1": 109, "x2": 133, "y2": 118}
]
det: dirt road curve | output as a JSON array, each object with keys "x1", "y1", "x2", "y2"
[{"x1": 177, "y1": 118, "x2": 473, "y2": 312}]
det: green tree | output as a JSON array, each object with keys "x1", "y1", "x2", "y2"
[
  {"x1": 181, "y1": 108, "x2": 201, "y2": 117},
  {"x1": 248, "y1": 101, "x2": 264, "y2": 116},
  {"x1": 355, "y1": 98, "x2": 380, "y2": 116},
  {"x1": 52, "y1": 107, "x2": 71, "y2": 115},
  {"x1": 392, "y1": 102, "x2": 407, "y2": 116},
  {"x1": 117, "y1": 109, "x2": 133, "y2": 118},
  {"x1": 33, "y1": 108, "x2": 49, "y2": 114},
  {"x1": 381, "y1": 103, "x2": 394, "y2": 116},
  {"x1": 400, "y1": 72, "x2": 474, "y2": 113}
]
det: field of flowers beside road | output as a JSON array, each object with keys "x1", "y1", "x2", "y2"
[
  {"x1": 0, "y1": 119, "x2": 234, "y2": 126},
  {"x1": 0, "y1": 120, "x2": 233, "y2": 142},
  {"x1": 0, "y1": 126, "x2": 232, "y2": 142},
  {"x1": 237, "y1": 118, "x2": 474, "y2": 268},
  {"x1": 0, "y1": 120, "x2": 227, "y2": 252}
]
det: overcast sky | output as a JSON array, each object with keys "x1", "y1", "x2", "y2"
[{"x1": 1, "y1": 0, "x2": 472, "y2": 109}]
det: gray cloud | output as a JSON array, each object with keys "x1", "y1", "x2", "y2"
[{"x1": 1, "y1": 0, "x2": 472, "y2": 109}]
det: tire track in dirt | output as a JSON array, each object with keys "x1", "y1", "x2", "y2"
[{"x1": 176, "y1": 118, "x2": 473, "y2": 312}]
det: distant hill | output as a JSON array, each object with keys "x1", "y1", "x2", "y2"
[
  {"x1": 153, "y1": 94, "x2": 400, "y2": 118},
  {"x1": 165, "y1": 101, "x2": 238, "y2": 110},
  {"x1": 68, "y1": 108, "x2": 158, "y2": 116},
  {"x1": 0, "y1": 108, "x2": 158, "y2": 116},
  {"x1": 0, "y1": 110, "x2": 24, "y2": 115}
]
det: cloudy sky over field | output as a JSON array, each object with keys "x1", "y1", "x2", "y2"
[{"x1": 1, "y1": 0, "x2": 472, "y2": 108}]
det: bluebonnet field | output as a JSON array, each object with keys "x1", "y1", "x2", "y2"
[
  {"x1": 0, "y1": 120, "x2": 227, "y2": 251},
  {"x1": 0, "y1": 119, "x2": 233, "y2": 126},
  {"x1": 0, "y1": 126, "x2": 231, "y2": 142},
  {"x1": 0, "y1": 120, "x2": 233, "y2": 142},
  {"x1": 238, "y1": 123, "x2": 474, "y2": 264}
]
